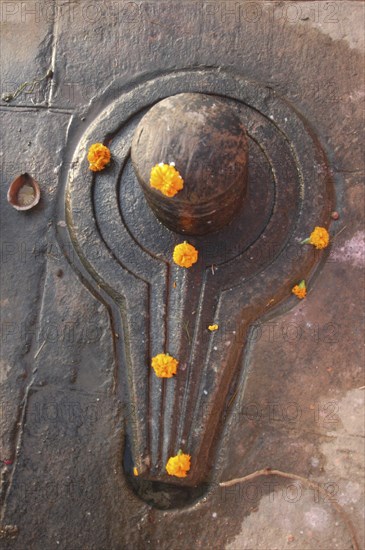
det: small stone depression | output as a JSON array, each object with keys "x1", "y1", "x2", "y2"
[
  {"x1": 123, "y1": 436, "x2": 209, "y2": 509},
  {"x1": 7, "y1": 173, "x2": 40, "y2": 211}
]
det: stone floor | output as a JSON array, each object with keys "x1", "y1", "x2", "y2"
[{"x1": 1, "y1": 2, "x2": 364, "y2": 549}]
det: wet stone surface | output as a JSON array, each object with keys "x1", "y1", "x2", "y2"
[
  {"x1": 131, "y1": 92, "x2": 248, "y2": 235},
  {"x1": 63, "y1": 65, "x2": 332, "y2": 494},
  {"x1": 1, "y1": 2, "x2": 364, "y2": 549}
]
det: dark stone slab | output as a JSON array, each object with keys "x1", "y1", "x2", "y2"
[
  {"x1": 0, "y1": 8, "x2": 53, "y2": 106},
  {"x1": 1, "y1": 2, "x2": 364, "y2": 549},
  {"x1": 0, "y1": 110, "x2": 69, "y2": 472}
]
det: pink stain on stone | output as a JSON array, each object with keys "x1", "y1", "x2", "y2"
[{"x1": 331, "y1": 230, "x2": 365, "y2": 268}]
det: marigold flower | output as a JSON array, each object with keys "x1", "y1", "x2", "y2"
[
  {"x1": 133, "y1": 467, "x2": 139, "y2": 476},
  {"x1": 166, "y1": 450, "x2": 191, "y2": 478},
  {"x1": 208, "y1": 324, "x2": 219, "y2": 331},
  {"x1": 302, "y1": 226, "x2": 330, "y2": 249},
  {"x1": 173, "y1": 242, "x2": 198, "y2": 268},
  {"x1": 150, "y1": 163, "x2": 184, "y2": 197},
  {"x1": 292, "y1": 280, "x2": 307, "y2": 299},
  {"x1": 87, "y1": 143, "x2": 111, "y2": 172},
  {"x1": 151, "y1": 353, "x2": 178, "y2": 378}
]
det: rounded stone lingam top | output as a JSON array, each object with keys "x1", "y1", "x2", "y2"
[{"x1": 131, "y1": 93, "x2": 248, "y2": 235}]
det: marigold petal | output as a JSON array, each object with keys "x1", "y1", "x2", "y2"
[
  {"x1": 150, "y1": 163, "x2": 184, "y2": 197},
  {"x1": 87, "y1": 143, "x2": 111, "y2": 172},
  {"x1": 308, "y1": 226, "x2": 330, "y2": 249},
  {"x1": 166, "y1": 453, "x2": 191, "y2": 477},
  {"x1": 151, "y1": 353, "x2": 178, "y2": 378},
  {"x1": 292, "y1": 280, "x2": 307, "y2": 299},
  {"x1": 173, "y1": 242, "x2": 198, "y2": 268}
]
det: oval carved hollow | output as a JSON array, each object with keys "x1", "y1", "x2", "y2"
[{"x1": 7, "y1": 173, "x2": 40, "y2": 211}]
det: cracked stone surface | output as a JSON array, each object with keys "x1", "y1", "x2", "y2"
[{"x1": 1, "y1": 1, "x2": 364, "y2": 549}]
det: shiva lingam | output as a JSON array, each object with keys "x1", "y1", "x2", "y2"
[
  {"x1": 131, "y1": 93, "x2": 248, "y2": 235},
  {"x1": 61, "y1": 71, "x2": 333, "y2": 508},
  {"x1": 128, "y1": 93, "x2": 251, "y2": 491}
]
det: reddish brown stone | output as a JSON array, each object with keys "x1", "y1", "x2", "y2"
[{"x1": 131, "y1": 93, "x2": 248, "y2": 235}]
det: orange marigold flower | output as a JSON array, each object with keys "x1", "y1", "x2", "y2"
[
  {"x1": 166, "y1": 450, "x2": 191, "y2": 478},
  {"x1": 292, "y1": 280, "x2": 306, "y2": 299},
  {"x1": 302, "y1": 226, "x2": 330, "y2": 249},
  {"x1": 87, "y1": 143, "x2": 111, "y2": 172},
  {"x1": 208, "y1": 324, "x2": 219, "y2": 331},
  {"x1": 173, "y1": 241, "x2": 198, "y2": 268},
  {"x1": 309, "y1": 226, "x2": 330, "y2": 249},
  {"x1": 150, "y1": 163, "x2": 184, "y2": 197},
  {"x1": 151, "y1": 353, "x2": 178, "y2": 378}
]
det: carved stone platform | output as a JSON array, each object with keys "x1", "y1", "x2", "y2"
[{"x1": 57, "y1": 69, "x2": 333, "y2": 505}]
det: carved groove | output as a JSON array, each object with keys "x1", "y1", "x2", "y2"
[{"x1": 59, "y1": 69, "x2": 333, "y2": 491}]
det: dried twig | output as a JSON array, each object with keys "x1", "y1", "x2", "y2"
[
  {"x1": 2, "y1": 69, "x2": 53, "y2": 103},
  {"x1": 34, "y1": 340, "x2": 46, "y2": 359},
  {"x1": 226, "y1": 389, "x2": 238, "y2": 411},
  {"x1": 183, "y1": 321, "x2": 191, "y2": 344},
  {"x1": 332, "y1": 225, "x2": 347, "y2": 240}
]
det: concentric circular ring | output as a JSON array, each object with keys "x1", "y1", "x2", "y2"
[{"x1": 62, "y1": 69, "x2": 333, "y2": 490}]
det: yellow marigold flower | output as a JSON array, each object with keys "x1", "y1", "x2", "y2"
[
  {"x1": 166, "y1": 450, "x2": 191, "y2": 478},
  {"x1": 292, "y1": 280, "x2": 306, "y2": 299},
  {"x1": 151, "y1": 353, "x2": 178, "y2": 378},
  {"x1": 150, "y1": 163, "x2": 184, "y2": 197},
  {"x1": 208, "y1": 324, "x2": 219, "y2": 331},
  {"x1": 302, "y1": 226, "x2": 330, "y2": 249},
  {"x1": 87, "y1": 143, "x2": 111, "y2": 172},
  {"x1": 133, "y1": 467, "x2": 139, "y2": 476},
  {"x1": 173, "y1": 241, "x2": 198, "y2": 268},
  {"x1": 309, "y1": 226, "x2": 330, "y2": 249}
]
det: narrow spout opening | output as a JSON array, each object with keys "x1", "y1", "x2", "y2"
[{"x1": 123, "y1": 436, "x2": 209, "y2": 509}]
